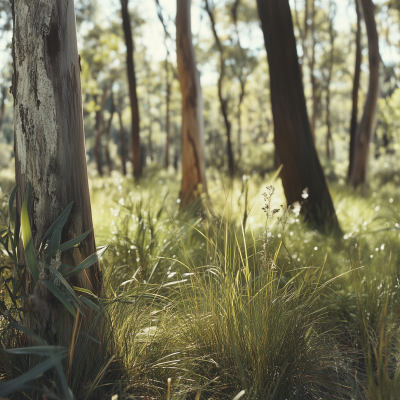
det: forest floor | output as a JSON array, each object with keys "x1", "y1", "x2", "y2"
[{"x1": 1, "y1": 165, "x2": 400, "y2": 399}]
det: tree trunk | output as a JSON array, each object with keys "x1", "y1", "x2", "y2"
[
  {"x1": 349, "y1": 0, "x2": 379, "y2": 187},
  {"x1": 256, "y1": 0, "x2": 340, "y2": 232},
  {"x1": 205, "y1": 0, "x2": 235, "y2": 177},
  {"x1": 165, "y1": 60, "x2": 171, "y2": 169},
  {"x1": 105, "y1": 91, "x2": 115, "y2": 175},
  {"x1": 325, "y1": 1, "x2": 335, "y2": 159},
  {"x1": 310, "y1": 0, "x2": 317, "y2": 141},
  {"x1": 117, "y1": 108, "x2": 127, "y2": 176},
  {"x1": 0, "y1": 87, "x2": 6, "y2": 132},
  {"x1": 176, "y1": 0, "x2": 208, "y2": 206},
  {"x1": 94, "y1": 90, "x2": 109, "y2": 177},
  {"x1": 348, "y1": 0, "x2": 362, "y2": 181},
  {"x1": 120, "y1": 0, "x2": 141, "y2": 179},
  {"x1": 11, "y1": 0, "x2": 102, "y2": 335}
]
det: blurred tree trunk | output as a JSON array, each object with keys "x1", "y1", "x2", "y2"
[
  {"x1": 120, "y1": 0, "x2": 141, "y2": 179},
  {"x1": 117, "y1": 109, "x2": 127, "y2": 176},
  {"x1": 94, "y1": 89, "x2": 109, "y2": 177},
  {"x1": 144, "y1": 58, "x2": 154, "y2": 162},
  {"x1": 349, "y1": 0, "x2": 379, "y2": 187},
  {"x1": 348, "y1": 0, "x2": 362, "y2": 181},
  {"x1": 176, "y1": 0, "x2": 208, "y2": 206},
  {"x1": 231, "y1": 0, "x2": 246, "y2": 162},
  {"x1": 205, "y1": 0, "x2": 235, "y2": 177},
  {"x1": 12, "y1": 0, "x2": 102, "y2": 335},
  {"x1": 165, "y1": 59, "x2": 171, "y2": 169},
  {"x1": 325, "y1": 1, "x2": 335, "y2": 159},
  {"x1": 256, "y1": 0, "x2": 340, "y2": 232},
  {"x1": 310, "y1": 0, "x2": 317, "y2": 141},
  {"x1": 105, "y1": 91, "x2": 115, "y2": 175},
  {"x1": 0, "y1": 87, "x2": 6, "y2": 132}
]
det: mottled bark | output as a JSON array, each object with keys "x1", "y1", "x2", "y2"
[
  {"x1": 120, "y1": 0, "x2": 141, "y2": 179},
  {"x1": 256, "y1": 0, "x2": 340, "y2": 232},
  {"x1": 205, "y1": 0, "x2": 235, "y2": 177},
  {"x1": 176, "y1": 0, "x2": 208, "y2": 206},
  {"x1": 349, "y1": 0, "x2": 379, "y2": 187},
  {"x1": 12, "y1": 0, "x2": 102, "y2": 334},
  {"x1": 348, "y1": 0, "x2": 362, "y2": 181}
]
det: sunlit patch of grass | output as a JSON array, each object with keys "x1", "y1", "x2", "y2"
[{"x1": 3, "y1": 165, "x2": 400, "y2": 397}]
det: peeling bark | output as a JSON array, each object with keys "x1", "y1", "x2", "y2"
[
  {"x1": 176, "y1": 0, "x2": 208, "y2": 206},
  {"x1": 12, "y1": 0, "x2": 101, "y2": 335}
]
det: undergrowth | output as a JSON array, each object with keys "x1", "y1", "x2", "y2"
[{"x1": 1, "y1": 169, "x2": 400, "y2": 398}]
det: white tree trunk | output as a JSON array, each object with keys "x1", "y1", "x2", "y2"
[
  {"x1": 176, "y1": 0, "x2": 208, "y2": 206},
  {"x1": 12, "y1": 0, "x2": 101, "y2": 333}
]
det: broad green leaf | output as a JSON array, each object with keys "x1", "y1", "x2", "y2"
[
  {"x1": 21, "y1": 183, "x2": 39, "y2": 282},
  {"x1": 46, "y1": 266, "x2": 82, "y2": 309},
  {"x1": 39, "y1": 280, "x2": 76, "y2": 317},
  {"x1": 4, "y1": 346, "x2": 67, "y2": 356},
  {"x1": 46, "y1": 228, "x2": 93, "y2": 259},
  {"x1": 81, "y1": 297, "x2": 100, "y2": 314},
  {"x1": 0, "y1": 351, "x2": 67, "y2": 398},
  {"x1": 9, "y1": 322, "x2": 46, "y2": 345},
  {"x1": 12, "y1": 212, "x2": 20, "y2": 255},
  {"x1": 73, "y1": 286, "x2": 98, "y2": 299},
  {"x1": 8, "y1": 184, "x2": 18, "y2": 224},
  {"x1": 40, "y1": 202, "x2": 73, "y2": 254},
  {"x1": 79, "y1": 332, "x2": 101, "y2": 345},
  {"x1": 63, "y1": 245, "x2": 108, "y2": 278}
]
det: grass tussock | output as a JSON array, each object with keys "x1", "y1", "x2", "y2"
[{"x1": 2, "y1": 169, "x2": 400, "y2": 398}]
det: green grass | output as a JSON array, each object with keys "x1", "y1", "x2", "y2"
[{"x1": 2, "y1": 166, "x2": 400, "y2": 399}]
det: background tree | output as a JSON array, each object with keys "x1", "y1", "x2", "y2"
[
  {"x1": 176, "y1": 0, "x2": 208, "y2": 206},
  {"x1": 256, "y1": 0, "x2": 340, "y2": 231},
  {"x1": 120, "y1": 0, "x2": 142, "y2": 179},
  {"x1": 204, "y1": 0, "x2": 235, "y2": 177},
  {"x1": 349, "y1": 0, "x2": 380, "y2": 187},
  {"x1": 12, "y1": 0, "x2": 101, "y2": 334},
  {"x1": 348, "y1": 0, "x2": 363, "y2": 180}
]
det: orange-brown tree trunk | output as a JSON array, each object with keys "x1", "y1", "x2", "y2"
[
  {"x1": 256, "y1": 0, "x2": 340, "y2": 232},
  {"x1": 12, "y1": 0, "x2": 102, "y2": 335},
  {"x1": 348, "y1": 0, "x2": 362, "y2": 181},
  {"x1": 176, "y1": 0, "x2": 208, "y2": 206},
  {"x1": 349, "y1": 0, "x2": 379, "y2": 187},
  {"x1": 120, "y1": 0, "x2": 141, "y2": 179}
]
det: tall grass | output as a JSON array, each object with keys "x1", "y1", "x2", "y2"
[{"x1": 2, "y1": 170, "x2": 400, "y2": 398}]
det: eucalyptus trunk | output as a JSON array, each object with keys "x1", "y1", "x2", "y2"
[
  {"x1": 12, "y1": 0, "x2": 102, "y2": 334},
  {"x1": 349, "y1": 0, "x2": 379, "y2": 187},
  {"x1": 348, "y1": 0, "x2": 362, "y2": 181},
  {"x1": 256, "y1": 0, "x2": 340, "y2": 232},
  {"x1": 176, "y1": 0, "x2": 208, "y2": 206},
  {"x1": 121, "y1": 0, "x2": 141, "y2": 179}
]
